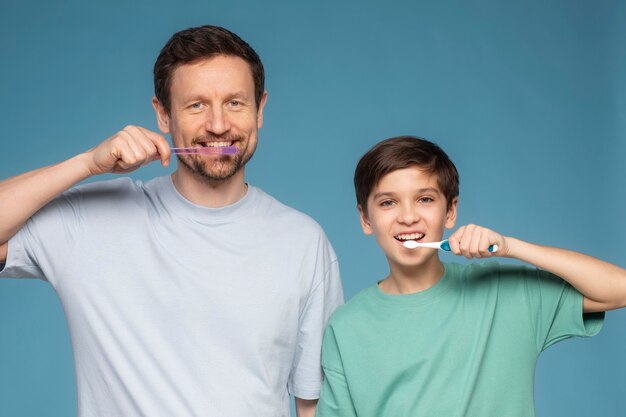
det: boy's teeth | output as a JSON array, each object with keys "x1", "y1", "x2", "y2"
[{"x1": 396, "y1": 233, "x2": 425, "y2": 241}]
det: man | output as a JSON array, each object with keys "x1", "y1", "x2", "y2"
[{"x1": 0, "y1": 25, "x2": 343, "y2": 417}]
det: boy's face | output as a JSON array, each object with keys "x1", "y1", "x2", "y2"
[{"x1": 359, "y1": 166, "x2": 458, "y2": 270}]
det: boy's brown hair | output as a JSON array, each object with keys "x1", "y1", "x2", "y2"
[{"x1": 354, "y1": 136, "x2": 459, "y2": 216}]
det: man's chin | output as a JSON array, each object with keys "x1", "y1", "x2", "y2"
[{"x1": 177, "y1": 148, "x2": 256, "y2": 182}]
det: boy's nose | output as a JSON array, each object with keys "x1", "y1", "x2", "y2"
[{"x1": 397, "y1": 205, "x2": 419, "y2": 225}]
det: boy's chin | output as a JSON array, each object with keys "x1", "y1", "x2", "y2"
[{"x1": 387, "y1": 250, "x2": 442, "y2": 268}]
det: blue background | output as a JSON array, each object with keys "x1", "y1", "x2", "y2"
[{"x1": 1, "y1": 0, "x2": 624, "y2": 415}]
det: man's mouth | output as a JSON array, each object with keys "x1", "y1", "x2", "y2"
[
  {"x1": 394, "y1": 233, "x2": 425, "y2": 243},
  {"x1": 198, "y1": 141, "x2": 234, "y2": 148}
]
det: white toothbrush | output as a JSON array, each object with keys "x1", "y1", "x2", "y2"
[{"x1": 403, "y1": 239, "x2": 498, "y2": 253}]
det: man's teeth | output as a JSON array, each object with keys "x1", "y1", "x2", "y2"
[
  {"x1": 201, "y1": 142, "x2": 233, "y2": 147},
  {"x1": 396, "y1": 233, "x2": 425, "y2": 241}
]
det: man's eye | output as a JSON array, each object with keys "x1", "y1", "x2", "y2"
[
  {"x1": 228, "y1": 100, "x2": 241, "y2": 107},
  {"x1": 190, "y1": 103, "x2": 203, "y2": 110}
]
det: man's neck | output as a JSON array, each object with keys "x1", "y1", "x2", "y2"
[
  {"x1": 379, "y1": 256, "x2": 445, "y2": 295},
  {"x1": 171, "y1": 168, "x2": 248, "y2": 208}
]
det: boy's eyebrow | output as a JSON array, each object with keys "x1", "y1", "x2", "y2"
[
  {"x1": 371, "y1": 187, "x2": 442, "y2": 200},
  {"x1": 415, "y1": 187, "x2": 442, "y2": 195}
]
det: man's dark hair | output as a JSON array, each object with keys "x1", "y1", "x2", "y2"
[
  {"x1": 354, "y1": 136, "x2": 459, "y2": 216},
  {"x1": 154, "y1": 25, "x2": 265, "y2": 113}
]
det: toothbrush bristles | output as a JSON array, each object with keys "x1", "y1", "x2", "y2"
[{"x1": 172, "y1": 146, "x2": 237, "y2": 155}]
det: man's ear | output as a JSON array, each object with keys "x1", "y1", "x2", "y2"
[
  {"x1": 358, "y1": 204, "x2": 373, "y2": 235},
  {"x1": 445, "y1": 197, "x2": 458, "y2": 229},
  {"x1": 152, "y1": 97, "x2": 170, "y2": 134},
  {"x1": 256, "y1": 91, "x2": 268, "y2": 128}
]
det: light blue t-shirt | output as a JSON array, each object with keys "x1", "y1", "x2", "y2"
[
  {"x1": 1, "y1": 176, "x2": 344, "y2": 417},
  {"x1": 316, "y1": 262, "x2": 603, "y2": 417}
]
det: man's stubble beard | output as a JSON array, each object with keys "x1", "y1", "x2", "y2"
[{"x1": 176, "y1": 148, "x2": 255, "y2": 182}]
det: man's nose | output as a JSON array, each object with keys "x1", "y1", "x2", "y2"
[{"x1": 205, "y1": 107, "x2": 231, "y2": 135}]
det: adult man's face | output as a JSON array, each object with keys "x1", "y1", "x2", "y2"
[{"x1": 154, "y1": 55, "x2": 267, "y2": 181}]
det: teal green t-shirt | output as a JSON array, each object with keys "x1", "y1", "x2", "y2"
[{"x1": 316, "y1": 262, "x2": 604, "y2": 417}]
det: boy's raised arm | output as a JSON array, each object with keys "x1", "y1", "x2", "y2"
[
  {"x1": 0, "y1": 126, "x2": 170, "y2": 262},
  {"x1": 447, "y1": 224, "x2": 626, "y2": 313}
]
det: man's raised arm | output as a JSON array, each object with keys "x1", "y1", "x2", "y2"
[{"x1": 0, "y1": 125, "x2": 170, "y2": 262}]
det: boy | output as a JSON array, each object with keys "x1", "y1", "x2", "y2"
[{"x1": 315, "y1": 136, "x2": 626, "y2": 417}]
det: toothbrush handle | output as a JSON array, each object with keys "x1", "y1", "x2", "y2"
[{"x1": 440, "y1": 240, "x2": 498, "y2": 253}]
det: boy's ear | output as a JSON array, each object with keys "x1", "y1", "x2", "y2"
[
  {"x1": 358, "y1": 204, "x2": 373, "y2": 235},
  {"x1": 445, "y1": 197, "x2": 458, "y2": 229}
]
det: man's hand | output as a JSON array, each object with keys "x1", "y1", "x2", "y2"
[
  {"x1": 86, "y1": 125, "x2": 171, "y2": 176},
  {"x1": 447, "y1": 224, "x2": 509, "y2": 259}
]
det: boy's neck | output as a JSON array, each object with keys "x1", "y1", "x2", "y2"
[{"x1": 379, "y1": 256, "x2": 445, "y2": 295}]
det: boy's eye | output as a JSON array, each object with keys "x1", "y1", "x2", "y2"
[
  {"x1": 418, "y1": 197, "x2": 434, "y2": 204},
  {"x1": 380, "y1": 200, "x2": 395, "y2": 207}
]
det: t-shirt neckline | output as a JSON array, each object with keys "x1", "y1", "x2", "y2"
[
  {"x1": 157, "y1": 175, "x2": 258, "y2": 225},
  {"x1": 370, "y1": 263, "x2": 456, "y2": 307}
]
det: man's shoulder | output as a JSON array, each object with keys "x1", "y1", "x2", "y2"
[
  {"x1": 251, "y1": 186, "x2": 325, "y2": 233},
  {"x1": 71, "y1": 176, "x2": 146, "y2": 195},
  {"x1": 60, "y1": 176, "x2": 156, "y2": 212}
]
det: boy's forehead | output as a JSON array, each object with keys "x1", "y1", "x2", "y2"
[{"x1": 370, "y1": 166, "x2": 443, "y2": 197}]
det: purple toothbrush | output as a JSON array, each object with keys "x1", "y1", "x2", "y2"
[{"x1": 171, "y1": 146, "x2": 238, "y2": 155}]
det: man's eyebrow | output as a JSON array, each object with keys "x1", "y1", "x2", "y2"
[
  {"x1": 179, "y1": 94, "x2": 205, "y2": 103},
  {"x1": 180, "y1": 91, "x2": 251, "y2": 102}
]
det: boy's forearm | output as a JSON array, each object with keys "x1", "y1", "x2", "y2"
[
  {"x1": 505, "y1": 237, "x2": 626, "y2": 311},
  {"x1": 0, "y1": 153, "x2": 93, "y2": 245}
]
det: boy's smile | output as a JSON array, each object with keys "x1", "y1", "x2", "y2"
[{"x1": 359, "y1": 166, "x2": 457, "y2": 291}]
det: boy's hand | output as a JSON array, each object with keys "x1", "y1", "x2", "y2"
[
  {"x1": 447, "y1": 224, "x2": 509, "y2": 259},
  {"x1": 85, "y1": 126, "x2": 171, "y2": 176}
]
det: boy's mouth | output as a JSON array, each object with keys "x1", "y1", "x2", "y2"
[{"x1": 394, "y1": 233, "x2": 425, "y2": 243}]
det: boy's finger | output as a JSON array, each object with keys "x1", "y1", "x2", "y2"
[
  {"x1": 479, "y1": 233, "x2": 492, "y2": 258},
  {"x1": 469, "y1": 228, "x2": 483, "y2": 258},
  {"x1": 459, "y1": 224, "x2": 475, "y2": 258},
  {"x1": 447, "y1": 227, "x2": 464, "y2": 255}
]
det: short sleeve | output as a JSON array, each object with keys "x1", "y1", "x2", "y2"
[
  {"x1": 519, "y1": 266, "x2": 604, "y2": 351},
  {"x1": 0, "y1": 189, "x2": 81, "y2": 285},
  {"x1": 288, "y1": 239, "x2": 344, "y2": 399},
  {"x1": 316, "y1": 325, "x2": 358, "y2": 417}
]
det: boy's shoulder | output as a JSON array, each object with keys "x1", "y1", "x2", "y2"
[
  {"x1": 327, "y1": 285, "x2": 380, "y2": 329},
  {"x1": 446, "y1": 261, "x2": 537, "y2": 283}
]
